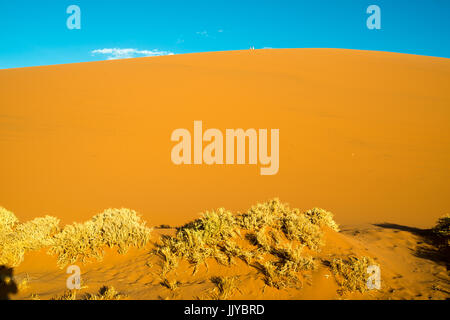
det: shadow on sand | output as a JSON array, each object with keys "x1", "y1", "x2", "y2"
[
  {"x1": 374, "y1": 223, "x2": 449, "y2": 270},
  {"x1": 0, "y1": 265, "x2": 18, "y2": 300}
]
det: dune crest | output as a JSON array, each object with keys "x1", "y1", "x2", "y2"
[{"x1": 0, "y1": 49, "x2": 449, "y2": 228}]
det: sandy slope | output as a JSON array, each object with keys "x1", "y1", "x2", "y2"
[
  {"x1": 1, "y1": 49, "x2": 450, "y2": 228},
  {"x1": 0, "y1": 49, "x2": 449, "y2": 300},
  {"x1": 8, "y1": 224, "x2": 449, "y2": 300}
]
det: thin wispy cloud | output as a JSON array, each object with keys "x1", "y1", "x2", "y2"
[
  {"x1": 196, "y1": 30, "x2": 209, "y2": 37},
  {"x1": 91, "y1": 48, "x2": 174, "y2": 60},
  {"x1": 196, "y1": 29, "x2": 224, "y2": 39}
]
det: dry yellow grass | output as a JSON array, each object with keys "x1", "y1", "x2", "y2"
[
  {"x1": 49, "y1": 208, "x2": 152, "y2": 267},
  {"x1": 50, "y1": 286, "x2": 123, "y2": 300},
  {"x1": 304, "y1": 208, "x2": 340, "y2": 231},
  {"x1": 2, "y1": 199, "x2": 384, "y2": 298},
  {"x1": 0, "y1": 207, "x2": 19, "y2": 230},
  {"x1": 154, "y1": 199, "x2": 335, "y2": 290},
  {"x1": 160, "y1": 278, "x2": 180, "y2": 291},
  {"x1": 0, "y1": 212, "x2": 60, "y2": 267},
  {"x1": 155, "y1": 208, "x2": 240, "y2": 274},
  {"x1": 0, "y1": 207, "x2": 151, "y2": 268},
  {"x1": 51, "y1": 290, "x2": 78, "y2": 300},
  {"x1": 331, "y1": 256, "x2": 376, "y2": 295},
  {"x1": 210, "y1": 276, "x2": 240, "y2": 300},
  {"x1": 84, "y1": 286, "x2": 124, "y2": 300}
]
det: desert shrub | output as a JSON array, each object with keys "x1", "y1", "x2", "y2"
[
  {"x1": 254, "y1": 242, "x2": 315, "y2": 289},
  {"x1": 280, "y1": 213, "x2": 323, "y2": 250},
  {"x1": 154, "y1": 199, "x2": 337, "y2": 285},
  {"x1": 246, "y1": 227, "x2": 272, "y2": 251},
  {"x1": 238, "y1": 199, "x2": 336, "y2": 251},
  {"x1": 51, "y1": 290, "x2": 78, "y2": 300},
  {"x1": 160, "y1": 278, "x2": 180, "y2": 291},
  {"x1": 154, "y1": 208, "x2": 240, "y2": 274},
  {"x1": 432, "y1": 214, "x2": 450, "y2": 260},
  {"x1": 156, "y1": 224, "x2": 172, "y2": 229},
  {"x1": 0, "y1": 233, "x2": 25, "y2": 267},
  {"x1": 246, "y1": 223, "x2": 315, "y2": 289},
  {"x1": 51, "y1": 286, "x2": 123, "y2": 300},
  {"x1": 90, "y1": 208, "x2": 151, "y2": 253},
  {"x1": 331, "y1": 256, "x2": 375, "y2": 294},
  {"x1": 216, "y1": 241, "x2": 255, "y2": 265},
  {"x1": 84, "y1": 286, "x2": 124, "y2": 300},
  {"x1": 30, "y1": 293, "x2": 41, "y2": 300},
  {"x1": 432, "y1": 214, "x2": 450, "y2": 240},
  {"x1": 238, "y1": 198, "x2": 287, "y2": 230},
  {"x1": 271, "y1": 243, "x2": 315, "y2": 272},
  {"x1": 0, "y1": 215, "x2": 60, "y2": 267},
  {"x1": 15, "y1": 216, "x2": 60, "y2": 250},
  {"x1": 0, "y1": 207, "x2": 18, "y2": 230},
  {"x1": 257, "y1": 261, "x2": 292, "y2": 289},
  {"x1": 304, "y1": 208, "x2": 340, "y2": 231},
  {"x1": 48, "y1": 221, "x2": 105, "y2": 267},
  {"x1": 210, "y1": 276, "x2": 240, "y2": 300},
  {"x1": 179, "y1": 208, "x2": 239, "y2": 244},
  {"x1": 49, "y1": 208, "x2": 152, "y2": 267}
]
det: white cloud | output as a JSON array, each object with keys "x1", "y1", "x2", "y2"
[
  {"x1": 91, "y1": 48, "x2": 174, "y2": 60},
  {"x1": 196, "y1": 30, "x2": 209, "y2": 37}
]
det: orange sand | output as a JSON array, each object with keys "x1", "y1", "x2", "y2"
[
  {"x1": 1, "y1": 49, "x2": 449, "y2": 300},
  {"x1": 1, "y1": 49, "x2": 449, "y2": 228},
  {"x1": 9, "y1": 225, "x2": 449, "y2": 300}
]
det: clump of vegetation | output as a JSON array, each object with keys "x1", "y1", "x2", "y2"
[
  {"x1": 0, "y1": 207, "x2": 151, "y2": 268},
  {"x1": 238, "y1": 198, "x2": 336, "y2": 250},
  {"x1": 254, "y1": 242, "x2": 315, "y2": 289},
  {"x1": 51, "y1": 286, "x2": 124, "y2": 300},
  {"x1": 432, "y1": 214, "x2": 450, "y2": 260},
  {"x1": 51, "y1": 290, "x2": 78, "y2": 300},
  {"x1": 0, "y1": 207, "x2": 19, "y2": 230},
  {"x1": 16, "y1": 216, "x2": 60, "y2": 250},
  {"x1": 154, "y1": 199, "x2": 337, "y2": 291},
  {"x1": 238, "y1": 199, "x2": 284, "y2": 231},
  {"x1": 84, "y1": 286, "x2": 124, "y2": 300},
  {"x1": 49, "y1": 208, "x2": 152, "y2": 267},
  {"x1": 155, "y1": 208, "x2": 241, "y2": 274},
  {"x1": 432, "y1": 214, "x2": 450, "y2": 242},
  {"x1": 210, "y1": 276, "x2": 240, "y2": 300},
  {"x1": 2, "y1": 199, "x2": 343, "y2": 297},
  {"x1": 331, "y1": 256, "x2": 375, "y2": 294},
  {"x1": 161, "y1": 278, "x2": 180, "y2": 291},
  {"x1": 156, "y1": 224, "x2": 172, "y2": 229},
  {"x1": 280, "y1": 213, "x2": 323, "y2": 250},
  {"x1": 30, "y1": 293, "x2": 41, "y2": 300},
  {"x1": 304, "y1": 208, "x2": 340, "y2": 231},
  {"x1": 0, "y1": 211, "x2": 60, "y2": 267}
]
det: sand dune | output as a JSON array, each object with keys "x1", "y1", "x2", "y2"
[
  {"x1": 1, "y1": 49, "x2": 449, "y2": 300},
  {"x1": 1, "y1": 49, "x2": 449, "y2": 228},
  {"x1": 5, "y1": 204, "x2": 449, "y2": 300}
]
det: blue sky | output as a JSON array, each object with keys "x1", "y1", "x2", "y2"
[{"x1": 0, "y1": 0, "x2": 449, "y2": 69}]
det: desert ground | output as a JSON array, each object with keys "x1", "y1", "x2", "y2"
[{"x1": 0, "y1": 49, "x2": 449, "y2": 299}]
